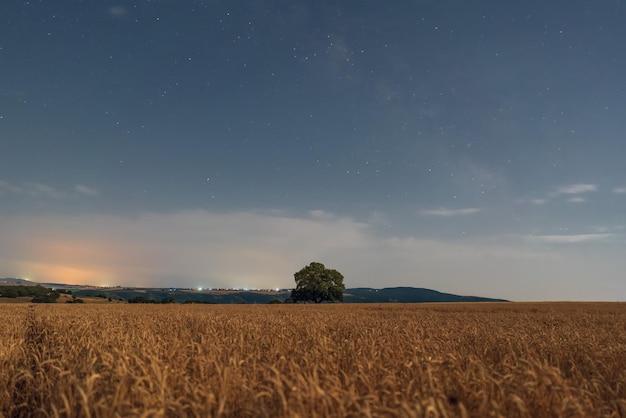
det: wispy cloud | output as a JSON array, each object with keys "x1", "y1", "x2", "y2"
[
  {"x1": 555, "y1": 183, "x2": 597, "y2": 195},
  {"x1": 75, "y1": 184, "x2": 100, "y2": 196},
  {"x1": 0, "y1": 180, "x2": 23, "y2": 195},
  {"x1": 0, "y1": 180, "x2": 99, "y2": 199},
  {"x1": 530, "y1": 233, "x2": 612, "y2": 244},
  {"x1": 0, "y1": 180, "x2": 63, "y2": 199},
  {"x1": 520, "y1": 183, "x2": 598, "y2": 206},
  {"x1": 613, "y1": 187, "x2": 626, "y2": 195},
  {"x1": 23, "y1": 182, "x2": 64, "y2": 198},
  {"x1": 419, "y1": 207, "x2": 480, "y2": 217}
]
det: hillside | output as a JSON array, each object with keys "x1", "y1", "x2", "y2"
[
  {"x1": 343, "y1": 287, "x2": 508, "y2": 303},
  {"x1": 2, "y1": 278, "x2": 507, "y2": 304},
  {"x1": 71, "y1": 286, "x2": 507, "y2": 304},
  {"x1": 0, "y1": 278, "x2": 39, "y2": 286}
]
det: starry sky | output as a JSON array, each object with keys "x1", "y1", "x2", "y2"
[{"x1": 2, "y1": 1, "x2": 625, "y2": 301}]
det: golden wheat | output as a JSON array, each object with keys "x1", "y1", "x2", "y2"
[{"x1": 0, "y1": 302, "x2": 624, "y2": 417}]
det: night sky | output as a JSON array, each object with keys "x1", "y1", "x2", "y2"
[{"x1": 2, "y1": 1, "x2": 625, "y2": 300}]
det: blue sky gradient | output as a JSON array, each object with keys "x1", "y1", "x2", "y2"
[{"x1": 1, "y1": 1, "x2": 625, "y2": 300}]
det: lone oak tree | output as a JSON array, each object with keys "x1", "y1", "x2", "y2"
[{"x1": 291, "y1": 262, "x2": 345, "y2": 303}]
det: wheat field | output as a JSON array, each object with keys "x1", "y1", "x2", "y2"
[{"x1": 0, "y1": 302, "x2": 624, "y2": 417}]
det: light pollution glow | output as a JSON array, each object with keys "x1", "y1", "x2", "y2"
[{"x1": 2, "y1": 209, "x2": 626, "y2": 300}]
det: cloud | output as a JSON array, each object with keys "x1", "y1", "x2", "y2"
[
  {"x1": 1, "y1": 209, "x2": 624, "y2": 300},
  {"x1": 0, "y1": 209, "x2": 544, "y2": 295},
  {"x1": 0, "y1": 180, "x2": 63, "y2": 199},
  {"x1": 0, "y1": 210, "x2": 370, "y2": 289},
  {"x1": 0, "y1": 180, "x2": 100, "y2": 199},
  {"x1": 515, "y1": 197, "x2": 547, "y2": 205},
  {"x1": 519, "y1": 183, "x2": 598, "y2": 206},
  {"x1": 530, "y1": 233, "x2": 612, "y2": 244},
  {"x1": 0, "y1": 180, "x2": 23, "y2": 196},
  {"x1": 613, "y1": 187, "x2": 626, "y2": 195},
  {"x1": 75, "y1": 184, "x2": 100, "y2": 196},
  {"x1": 23, "y1": 182, "x2": 64, "y2": 198},
  {"x1": 555, "y1": 183, "x2": 597, "y2": 195},
  {"x1": 419, "y1": 207, "x2": 480, "y2": 216}
]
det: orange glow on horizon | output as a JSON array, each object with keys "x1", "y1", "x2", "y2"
[
  {"x1": 21, "y1": 262, "x2": 113, "y2": 285},
  {"x1": 14, "y1": 236, "x2": 155, "y2": 286}
]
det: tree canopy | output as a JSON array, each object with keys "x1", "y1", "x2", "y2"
[{"x1": 290, "y1": 262, "x2": 345, "y2": 303}]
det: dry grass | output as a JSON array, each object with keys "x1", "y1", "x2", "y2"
[
  {"x1": 0, "y1": 297, "x2": 33, "y2": 304},
  {"x1": 0, "y1": 302, "x2": 625, "y2": 417}
]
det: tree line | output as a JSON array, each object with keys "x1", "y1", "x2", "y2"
[{"x1": 0, "y1": 285, "x2": 71, "y2": 303}]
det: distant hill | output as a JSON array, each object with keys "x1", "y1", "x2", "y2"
[
  {"x1": 0, "y1": 277, "x2": 39, "y2": 286},
  {"x1": 72, "y1": 288, "x2": 289, "y2": 304},
  {"x1": 343, "y1": 287, "x2": 508, "y2": 303},
  {"x1": 70, "y1": 286, "x2": 507, "y2": 304},
  {"x1": 2, "y1": 278, "x2": 507, "y2": 303}
]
